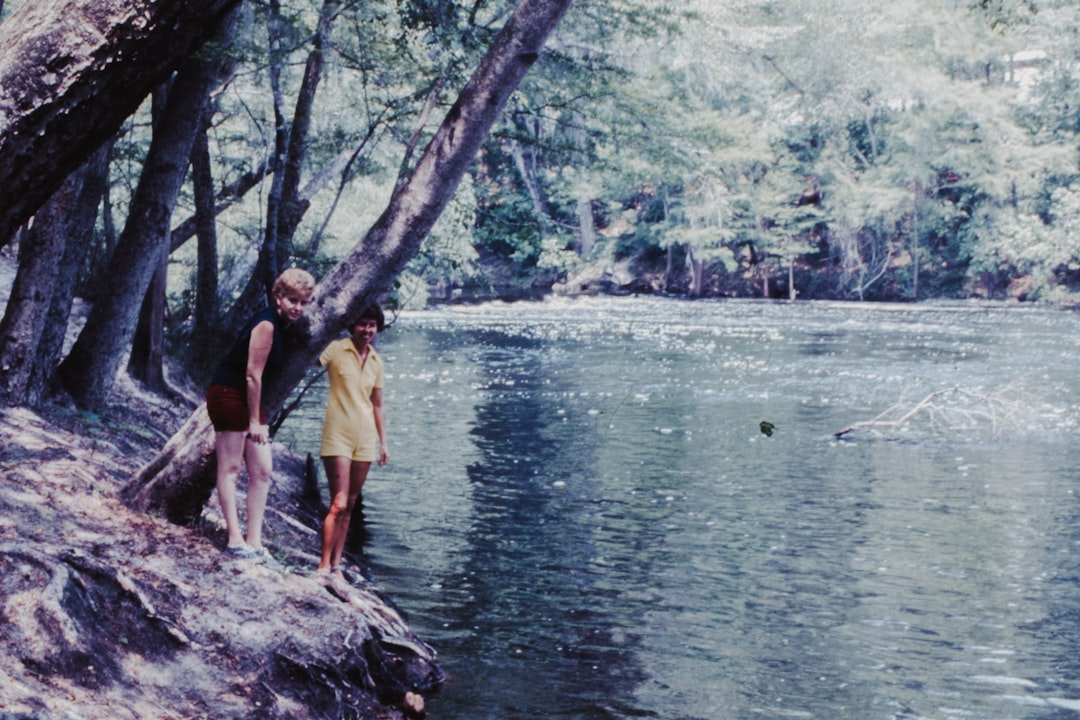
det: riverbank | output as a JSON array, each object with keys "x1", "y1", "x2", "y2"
[
  {"x1": 430, "y1": 244, "x2": 1059, "y2": 306},
  {"x1": 0, "y1": 366, "x2": 441, "y2": 719}
]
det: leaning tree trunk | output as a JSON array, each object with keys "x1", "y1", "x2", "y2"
[
  {"x1": 120, "y1": 0, "x2": 575, "y2": 520},
  {"x1": 56, "y1": 11, "x2": 239, "y2": 412},
  {"x1": 0, "y1": 0, "x2": 242, "y2": 247}
]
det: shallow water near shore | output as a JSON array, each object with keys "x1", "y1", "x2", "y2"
[{"x1": 277, "y1": 297, "x2": 1080, "y2": 719}]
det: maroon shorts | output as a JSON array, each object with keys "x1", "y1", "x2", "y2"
[{"x1": 206, "y1": 384, "x2": 265, "y2": 432}]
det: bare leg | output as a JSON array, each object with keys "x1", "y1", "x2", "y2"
[
  {"x1": 330, "y1": 460, "x2": 370, "y2": 568},
  {"x1": 244, "y1": 438, "x2": 274, "y2": 550},
  {"x1": 319, "y1": 456, "x2": 370, "y2": 571},
  {"x1": 215, "y1": 431, "x2": 248, "y2": 548}
]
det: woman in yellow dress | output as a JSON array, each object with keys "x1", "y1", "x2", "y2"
[{"x1": 317, "y1": 303, "x2": 388, "y2": 574}]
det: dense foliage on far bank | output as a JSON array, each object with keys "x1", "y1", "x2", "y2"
[{"x1": 453, "y1": 0, "x2": 1080, "y2": 306}]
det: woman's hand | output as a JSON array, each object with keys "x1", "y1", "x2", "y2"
[
  {"x1": 244, "y1": 320, "x2": 274, "y2": 446},
  {"x1": 247, "y1": 423, "x2": 270, "y2": 445},
  {"x1": 377, "y1": 445, "x2": 390, "y2": 466}
]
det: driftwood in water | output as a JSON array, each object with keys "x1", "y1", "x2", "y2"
[
  {"x1": 834, "y1": 388, "x2": 957, "y2": 438},
  {"x1": 834, "y1": 385, "x2": 1028, "y2": 439}
]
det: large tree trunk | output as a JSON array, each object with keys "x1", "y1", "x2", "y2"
[
  {"x1": 121, "y1": 406, "x2": 218, "y2": 523},
  {"x1": 25, "y1": 144, "x2": 112, "y2": 407},
  {"x1": 0, "y1": 0, "x2": 242, "y2": 247},
  {"x1": 188, "y1": 120, "x2": 221, "y2": 382},
  {"x1": 121, "y1": 0, "x2": 574, "y2": 518},
  {"x1": 127, "y1": 87, "x2": 173, "y2": 394},
  {"x1": 127, "y1": 256, "x2": 169, "y2": 393},
  {"x1": 56, "y1": 11, "x2": 239, "y2": 412},
  {"x1": 0, "y1": 178, "x2": 82, "y2": 406}
]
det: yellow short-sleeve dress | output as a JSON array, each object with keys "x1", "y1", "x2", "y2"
[{"x1": 319, "y1": 338, "x2": 384, "y2": 462}]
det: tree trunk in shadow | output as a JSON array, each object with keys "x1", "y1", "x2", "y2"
[
  {"x1": 0, "y1": 177, "x2": 80, "y2": 405},
  {"x1": 127, "y1": 255, "x2": 169, "y2": 394},
  {"x1": 0, "y1": 0, "x2": 243, "y2": 246},
  {"x1": 26, "y1": 144, "x2": 112, "y2": 407},
  {"x1": 55, "y1": 10, "x2": 239, "y2": 412}
]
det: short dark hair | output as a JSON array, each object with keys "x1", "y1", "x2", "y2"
[{"x1": 353, "y1": 303, "x2": 385, "y2": 332}]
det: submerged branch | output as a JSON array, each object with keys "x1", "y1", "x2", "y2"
[{"x1": 833, "y1": 385, "x2": 1029, "y2": 439}]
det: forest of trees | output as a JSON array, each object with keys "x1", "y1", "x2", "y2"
[
  {"x1": 508, "y1": 0, "x2": 1080, "y2": 307},
  {"x1": 0, "y1": 0, "x2": 1076, "y2": 510}
]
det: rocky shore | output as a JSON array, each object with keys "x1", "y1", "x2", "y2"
[{"x1": 0, "y1": 368, "x2": 442, "y2": 719}]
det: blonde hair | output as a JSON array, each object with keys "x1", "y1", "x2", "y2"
[{"x1": 272, "y1": 268, "x2": 315, "y2": 299}]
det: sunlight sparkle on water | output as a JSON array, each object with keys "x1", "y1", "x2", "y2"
[{"x1": 277, "y1": 298, "x2": 1080, "y2": 720}]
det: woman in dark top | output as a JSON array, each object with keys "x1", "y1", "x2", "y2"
[{"x1": 205, "y1": 268, "x2": 315, "y2": 560}]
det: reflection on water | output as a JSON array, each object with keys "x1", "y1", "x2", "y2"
[{"x1": 276, "y1": 298, "x2": 1080, "y2": 719}]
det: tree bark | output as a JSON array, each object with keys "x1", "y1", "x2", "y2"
[
  {"x1": 188, "y1": 120, "x2": 220, "y2": 381},
  {"x1": 127, "y1": 256, "x2": 169, "y2": 393},
  {"x1": 0, "y1": 0, "x2": 242, "y2": 246},
  {"x1": 121, "y1": 0, "x2": 574, "y2": 518},
  {"x1": 121, "y1": 405, "x2": 219, "y2": 523},
  {"x1": 56, "y1": 11, "x2": 239, "y2": 412},
  {"x1": 0, "y1": 178, "x2": 80, "y2": 406},
  {"x1": 127, "y1": 86, "x2": 173, "y2": 394},
  {"x1": 25, "y1": 144, "x2": 112, "y2": 407},
  {"x1": 576, "y1": 196, "x2": 595, "y2": 257}
]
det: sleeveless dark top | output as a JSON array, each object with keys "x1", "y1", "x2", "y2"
[{"x1": 209, "y1": 307, "x2": 287, "y2": 391}]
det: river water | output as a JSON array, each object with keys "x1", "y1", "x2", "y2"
[{"x1": 276, "y1": 297, "x2": 1080, "y2": 720}]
